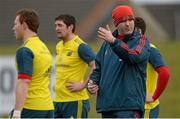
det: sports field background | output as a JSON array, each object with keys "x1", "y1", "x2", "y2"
[
  {"x1": 1, "y1": 0, "x2": 180, "y2": 117},
  {"x1": 0, "y1": 39, "x2": 180, "y2": 117}
]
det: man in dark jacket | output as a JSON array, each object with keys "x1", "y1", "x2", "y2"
[{"x1": 88, "y1": 5, "x2": 150, "y2": 118}]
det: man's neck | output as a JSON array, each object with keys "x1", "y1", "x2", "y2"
[
  {"x1": 118, "y1": 32, "x2": 133, "y2": 40},
  {"x1": 23, "y1": 30, "x2": 37, "y2": 43},
  {"x1": 63, "y1": 33, "x2": 75, "y2": 44}
]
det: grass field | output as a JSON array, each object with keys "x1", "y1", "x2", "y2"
[
  {"x1": 0, "y1": 40, "x2": 180, "y2": 117},
  {"x1": 152, "y1": 40, "x2": 180, "y2": 117}
]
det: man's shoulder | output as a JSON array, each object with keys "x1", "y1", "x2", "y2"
[
  {"x1": 150, "y1": 43, "x2": 157, "y2": 48},
  {"x1": 56, "y1": 40, "x2": 63, "y2": 45},
  {"x1": 16, "y1": 47, "x2": 34, "y2": 60},
  {"x1": 56, "y1": 40, "x2": 63, "y2": 49},
  {"x1": 16, "y1": 47, "x2": 32, "y2": 54},
  {"x1": 24, "y1": 36, "x2": 45, "y2": 49},
  {"x1": 74, "y1": 35, "x2": 86, "y2": 45},
  {"x1": 149, "y1": 43, "x2": 160, "y2": 54}
]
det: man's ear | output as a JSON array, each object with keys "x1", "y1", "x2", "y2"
[
  {"x1": 68, "y1": 24, "x2": 74, "y2": 32},
  {"x1": 135, "y1": 27, "x2": 142, "y2": 34},
  {"x1": 22, "y1": 22, "x2": 28, "y2": 30}
]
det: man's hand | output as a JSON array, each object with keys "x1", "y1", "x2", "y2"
[
  {"x1": 87, "y1": 80, "x2": 99, "y2": 95},
  {"x1": 66, "y1": 80, "x2": 85, "y2": 92},
  {"x1": 146, "y1": 93, "x2": 154, "y2": 103},
  {"x1": 98, "y1": 25, "x2": 115, "y2": 43}
]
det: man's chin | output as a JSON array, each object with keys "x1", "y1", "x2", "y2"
[
  {"x1": 15, "y1": 37, "x2": 22, "y2": 41},
  {"x1": 126, "y1": 31, "x2": 133, "y2": 35},
  {"x1": 57, "y1": 35, "x2": 63, "y2": 39},
  {"x1": 125, "y1": 31, "x2": 133, "y2": 35},
  {"x1": 16, "y1": 38, "x2": 23, "y2": 43},
  {"x1": 124, "y1": 32, "x2": 133, "y2": 38},
  {"x1": 57, "y1": 34, "x2": 65, "y2": 40}
]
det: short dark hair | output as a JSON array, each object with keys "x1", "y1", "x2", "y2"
[
  {"x1": 135, "y1": 17, "x2": 146, "y2": 35},
  {"x1": 16, "y1": 8, "x2": 39, "y2": 33},
  {"x1": 55, "y1": 14, "x2": 76, "y2": 33}
]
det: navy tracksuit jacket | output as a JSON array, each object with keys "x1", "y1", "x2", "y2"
[{"x1": 90, "y1": 31, "x2": 150, "y2": 113}]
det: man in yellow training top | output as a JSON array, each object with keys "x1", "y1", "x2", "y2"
[
  {"x1": 135, "y1": 17, "x2": 170, "y2": 118},
  {"x1": 11, "y1": 8, "x2": 54, "y2": 118},
  {"x1": 54, "y1": 14, "x2": 95, "y2": 118}
]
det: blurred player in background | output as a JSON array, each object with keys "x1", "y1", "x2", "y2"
[
  {"x1": 53, "y1": 14, "x2": 95, "y2": 118},
  {"x1": 11, "y1": 8, "x2": 54, "y2": 118},
  {"x1": 135, "y1": 17, "x2": 170, "y2": 118},
  {"x1": 88, "y1": 5, "x2": 150, "y2": 118}
]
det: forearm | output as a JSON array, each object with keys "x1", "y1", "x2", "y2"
[
  {"x1": 89, "y1": 45, "x2": 104, "y2": 84},
  {"x1": 15, "y1": 80, "x2": 29, "y2": 110},
  {"x1": 89, "y1": 65, "x2": 101, "y2": 85},
  {"x1": 110, "y1": 36, "x2": 149, "y2": 63},
  {"x1": 84, "y1": 61, "x2": 96, "y2": 87}
]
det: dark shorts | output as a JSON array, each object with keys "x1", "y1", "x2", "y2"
[
  {"x1": 9, "y1": 108, "x2": 54, "y2": 118},
  {"x1": 54, "y1": 100, "x2": 90, "y2": 118},
  {"x1": 144, "y1": 105, "x2": 160, "y2": 118},
  {"x1": 101, "y1": 110, "x2": 143, "y2": 118}
]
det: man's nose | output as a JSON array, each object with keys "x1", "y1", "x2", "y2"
[
  {"x1": 125, "y1": 20, "x2": 130, "y2": 26},
  {"x1": 55, "y1": 27, "x2": 58, "y2": 31},
  {"x1": 12, "y1": 26, "x2": 15, "y2": 31}
]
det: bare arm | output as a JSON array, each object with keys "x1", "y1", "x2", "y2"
[
  {"x1": 66, "y1": 60, "x2": 95, "y2": 92},
  {"x1": 13, "y1": 47, "x2": 33, "y2": 117},
  {"x1": 84, "y1": 60, "x2": 96, "y2": 86},
  {"x1": 15, "y1": 79, "x2": 30, "y2": 110},
  {"x1": 13, "y1": 79, "x2": 30, "y2": 117}
]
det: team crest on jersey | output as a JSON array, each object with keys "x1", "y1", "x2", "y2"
[{"x1": 67, "y1": 51, "x2": 73, "y2": 56}]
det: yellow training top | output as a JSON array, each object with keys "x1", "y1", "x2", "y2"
[
  {"x1": 17, "y1": 36, "x2": 54, "y2": 110},
  {"x1": 54, "y1": 35, "x2": 91, "y2": 102}
]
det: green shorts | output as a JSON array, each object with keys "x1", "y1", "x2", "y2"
[
  {"x1": 9, "y1": 108, "x2": 54, "y2": 118},
  {"x1": 144, "y1": 105, "x2": 160, "y2": 118},
  {"x1": 54, "y1": 100, "x2": 90, "y2": 118}
]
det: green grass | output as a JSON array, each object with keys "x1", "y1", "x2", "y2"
[
  {"x1": 1, "y1": 40, "x2": 180, "y2": 117},
  {"x1": 152, "y1": 40, "x2": 180, "y2": 117}
]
